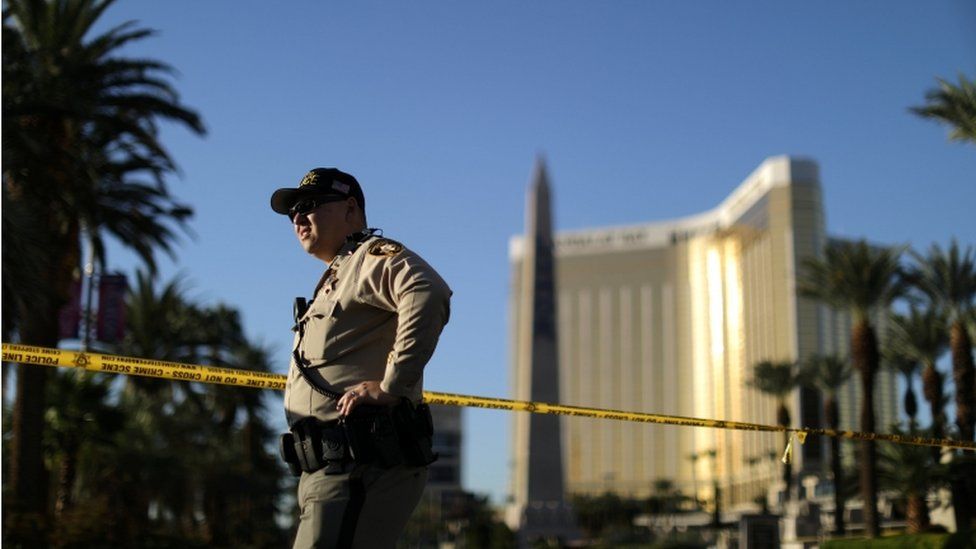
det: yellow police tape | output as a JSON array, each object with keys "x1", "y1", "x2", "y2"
[{"x1": 4, "y1": 342, "x2": 975, "y2": 453}]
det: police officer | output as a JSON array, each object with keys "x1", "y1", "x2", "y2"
[{"x1": 271, "y1": 167, "x2": 451, "y2": 548}]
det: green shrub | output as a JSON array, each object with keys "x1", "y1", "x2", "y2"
[{"x1": 823, "y1": 531, "x2": 976, "y2": 549}]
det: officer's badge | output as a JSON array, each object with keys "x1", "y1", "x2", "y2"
[{"x1": 368, "y1": 238, "x2": 403, "y2": 257}]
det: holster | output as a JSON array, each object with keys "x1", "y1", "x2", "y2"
[
  {"x1": 344, "y1": 407, "x2": 403, "y2": 467},
  {"x1": 391, "y1": 400, "x2": 438, "y2": 467}
]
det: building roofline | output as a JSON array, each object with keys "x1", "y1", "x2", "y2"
[{"x1": 509, "y1": 155, "x2": 820, "y2": 259}]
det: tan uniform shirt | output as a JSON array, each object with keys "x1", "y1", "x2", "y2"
[{"x1": 285, "y1": 234, "x2": 451, "y2": 426}]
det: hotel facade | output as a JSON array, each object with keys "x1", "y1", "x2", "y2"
[{"x1": 508, "y1": 156, "x2": 898, "y2": 508}]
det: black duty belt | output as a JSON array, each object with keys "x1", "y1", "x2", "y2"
[{"x1": 279, "y1": 401, "x2": 437, "y2": 476}]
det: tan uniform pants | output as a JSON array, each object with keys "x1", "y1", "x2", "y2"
[{"x1": 293, "y1": 463, "x2": 427, "y2": 549}]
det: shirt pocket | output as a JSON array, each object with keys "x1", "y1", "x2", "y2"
[{"x1": 300, "y1": 298, "x2": 342, "y2": 361}]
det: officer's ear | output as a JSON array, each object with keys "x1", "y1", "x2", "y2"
[
  {"x1": 345, "y1": 197, "x2": 357, "y2": 218},
  {"x1": 345, "y1": 197, "x2": 364, "y2": 224}
]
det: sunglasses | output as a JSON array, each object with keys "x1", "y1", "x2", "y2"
[{"x1": 288, "y1": 195, "x2": 346, "y2": 222}]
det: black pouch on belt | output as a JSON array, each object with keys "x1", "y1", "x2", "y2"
[
  {"x1": 278, "y1": 432, "x2": 303, "y2": 477},
  {"x1": 291, "y1": 417, "x2": 323, "y2": 473}
]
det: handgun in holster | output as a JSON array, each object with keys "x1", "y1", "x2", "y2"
[
  {"x1": 345, "y1": 409, "x2": 404, "y2": 468},
  {"x1": 392, "y1": 400, "x2": 438, "y2": 466}
]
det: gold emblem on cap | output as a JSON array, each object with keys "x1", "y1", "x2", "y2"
[{"x1": 300, "y1": 171, "x2": 319, "y2": 187}]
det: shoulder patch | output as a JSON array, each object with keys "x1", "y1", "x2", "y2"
[{"x1": 368, "y1": 238, "x2": 403, "y2": 257}]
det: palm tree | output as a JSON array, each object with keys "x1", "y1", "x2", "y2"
[
  {"x1": 883, "y1": 351, "x2": 921, "y2": 430},
  {"x1": 877, "y1": 427, "x2": 946, "y2": 534},
  {"x1": 116, "y1": 273, "x2": 287, "y2": 546},
  {"x1": 3, "y1": 0, "x2": 204, "y2": 531},
  {"x1": 118, "y1": 273, "x2": 216, "y2": 537},
  {"x1": 909, "y1": 242, "x2": 976, "y2": 442},
  {"x1": 230, "y1": 344, "x2": 286, "y2": 547},
  {"x1": 886, "y1": 306, "x2": 949, "y2": 459},
  {"x1": 803, "y1": 354, "x2": 853, "y2": 536},
  {"x1": 29, "y1": 271, "x2": 288, "y2": 547},
  {"x1": 702, "y1": 449, "x2": 722, "y2": 527},
  {"x1": 911, "y1": 74, "x2": 976, "y2": 145},
  {"x1": 42, "y1": 369, "x2": 124, "y2": 521},
  {"x1": 647, "y1": 479, "x2": 686, "y2": 515},
  {"x1": 686, "y1": 452, "x2": 701, "y2": 510},
  {"x1": 194, "y1": 324, "x2": 283, "y2": 547},
  {"x1": 908, "y1": 241, "x2": 976, "y2": 531},
  {"x1": 227, "y1": 344, "x2": 287, "y2": 547},
  {"x1": 799, "y1": 239, "x2": 904, "y2": 538},
  {"x1": 750, "y1": 360, "x2": 802, "y2": 502}
]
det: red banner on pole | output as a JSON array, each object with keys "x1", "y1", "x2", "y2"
[
  {"x1": 58, "y1": 278, "x2": 83, "y2": 340},
  {"x1": 96, "y1": 274, "x2": 128, "y2": 343}
]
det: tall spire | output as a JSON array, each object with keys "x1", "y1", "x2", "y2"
[
  {"x1": 508, "y1": 156, "x2": 578, "y2": 545},
  {"x1": 524, "y1": 155, "x2": 556, "y2": 353},
  {"x1": 527, "y1": 154, "x2": 552, "y2": 243}
]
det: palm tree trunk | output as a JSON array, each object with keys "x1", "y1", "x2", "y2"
[
  {"x1": 951, "y1": 321, "x2": 975, "y2": 441},
  {"x1": 906, "y1": 492, "x2": 931, "y2": 534},
  {"x1": 949, "y1": 467, "x2": 973, "y2": 534},
  {"x1": 903, "y1": 375, "x2": 918, "y2": 431},
  {"x1": 116, "y1": 477, "x2": 153, "y2": 543},
  {"x1": 921, "y1": 363, "x2": 945, "y2": 464},
  {"x1": 950, "y1": 321, "x2": 975, "y2": 531},
  {"x1": 2, "y1": 362, "x2": 10, "y2": 406},
  {"x1": 204, "y1": 485, "x2": 229, "y2": 546},
  {"x1": 825, "y1": 396, "x2": 846, "y2": 535},
  {"x1": 777, "y1": 404, "x2": 792, "y2": 500},
  {"x1": 54, "y1": 437, "x2": 80, "y2": 520},
  {"x1": 852, "y1": 320, "x2": 880, "y2": 538},
  {"x1": 7, "y1": 307, "x2": 57, "y2": 543},
  {"x1": 7, "y1": 199, "x2": 79, "y2": 543},
  {"x1": 243, "y1": 415, "x2": 259, "y2": 528}
]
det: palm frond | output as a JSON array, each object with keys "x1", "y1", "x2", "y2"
[
  {"x1": 749, "y1": 360, "x2": 800, "y2": 398},
  {"x1": 802, "y1": 354, "x2": 852, "y2": 395},
  {"x1": 886, "y1": 306, "x2": 948, "y2": 368},
  {"x1": 908, "y1": 240, "x2": 976, "y2": 323},
  {"x1": 911, "y1": 74, "x2": 976, "y2": 144},
  {"x1": 799, "y1": 239, "x2": 905, "y2": 322}
]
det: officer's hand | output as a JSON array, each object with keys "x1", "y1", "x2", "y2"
[{"x1": 337, "y1": 381, "x2": 398, "y2": 416}]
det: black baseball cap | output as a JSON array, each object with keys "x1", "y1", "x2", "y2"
[{"x1": 270, "y1": 167, "x2": 365, "y2": 215}]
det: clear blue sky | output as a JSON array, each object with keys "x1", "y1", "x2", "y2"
[{"x1": 95, "y1": 1, "x2": 976, "y2": 503}]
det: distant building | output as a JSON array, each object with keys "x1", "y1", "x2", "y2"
[
  {"x1": 428, "y1": 403, "x2": 463, "y2": 494},
  {"x1": 412, "y1": 404, "x2": 467, "y2": 531},
  {"x1": 508, "y1": 156, "x2": 898, "y2": 509}
]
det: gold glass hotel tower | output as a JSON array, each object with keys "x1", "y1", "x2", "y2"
[{"x1": 508, "y1": 156, "x2": 897, "y2": 509}]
